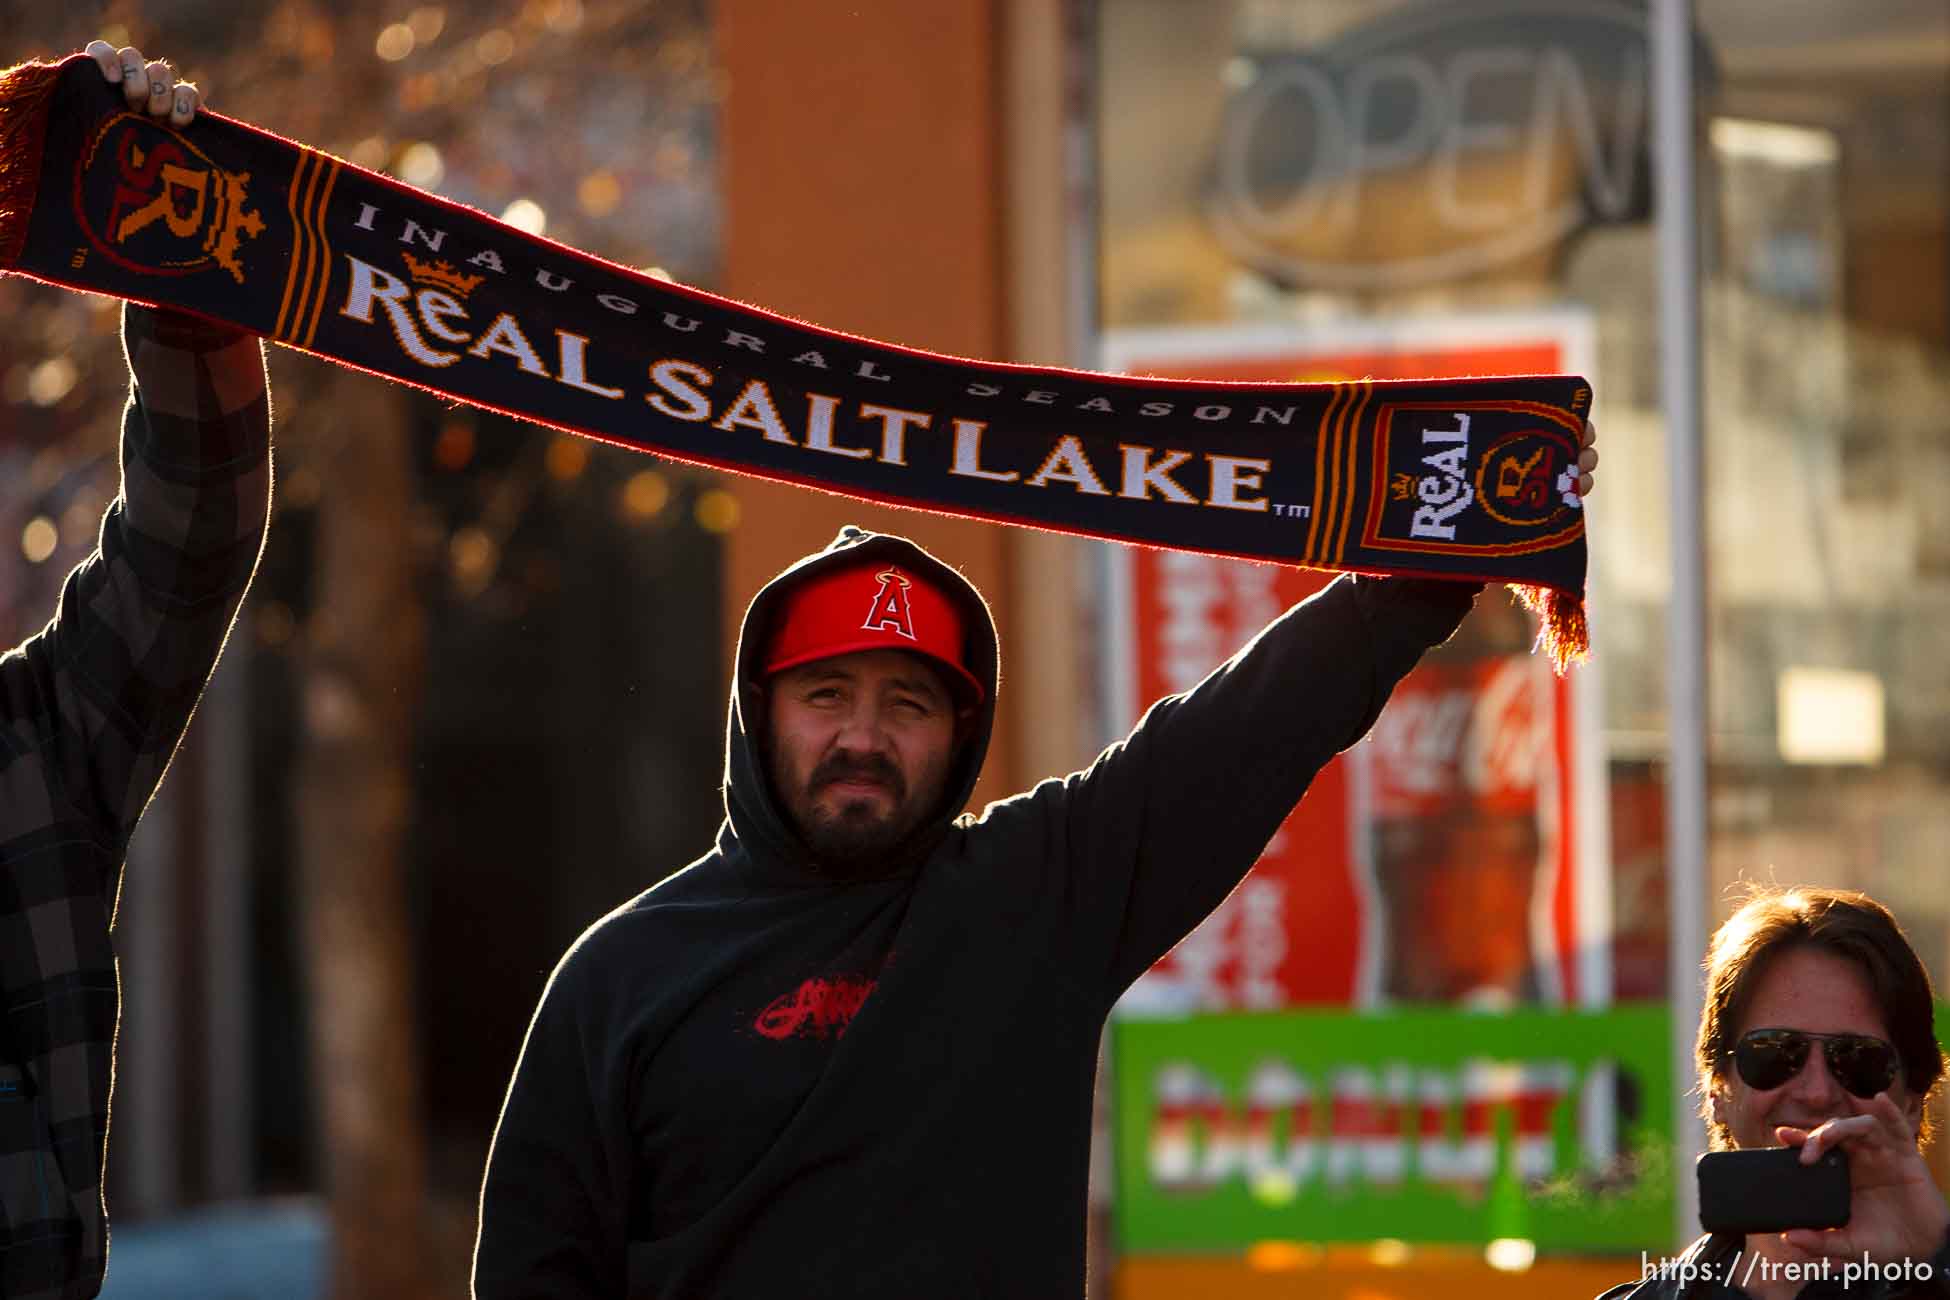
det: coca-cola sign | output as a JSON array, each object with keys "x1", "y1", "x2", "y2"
[
  {"x1": 1101, "y1": 313, "x2": 1604, "y2": 1011},
  {"x1": 1370, "y1": 655, "x2": 1548, "y2": 816}
]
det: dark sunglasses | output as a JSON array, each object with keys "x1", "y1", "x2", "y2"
[{"x1": 1730, "y1": 1027, "x2": 1901, "y2": 1099}]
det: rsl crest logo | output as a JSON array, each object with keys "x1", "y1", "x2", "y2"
[
  {"x1": 1363, "y1": 402, "x2": 1584, "y2": 558},
  {"x1": 73, "y1": 113, "x2": 264, "y2": 283},
  {"x1": 1474, "y1": 428, "x2": 1583, "y2": 529}
]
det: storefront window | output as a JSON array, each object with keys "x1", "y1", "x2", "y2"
[
  {"x1": 1093, "y1": 0, "x2": 1950, "y2": 1268},
  {"x1": 1099, "y1": 0, "x2": 1660, "y2": 1022},
  {"x1": 1696, "y1": 0, "x2": 1950, "y2": 990},
  {"x1": 1097, "y1": 0, "x2": 1950, "y2": 1006}
]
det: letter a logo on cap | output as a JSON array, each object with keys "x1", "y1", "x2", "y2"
[{"x1": 862, "y1": 568, "x2": 918, "y2": 641}]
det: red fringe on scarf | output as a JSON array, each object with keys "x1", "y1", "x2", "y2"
[
  {"x1": 0, "y1": 60, "x2": 61, "y2": 271},
  {"x1": 1513, "y1": 583, "x2": 1590, "y2": 675}
]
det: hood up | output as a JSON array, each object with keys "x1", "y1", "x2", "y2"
[{"x1": 717, "y1": 525, "x2": 1000, "y2": 886}]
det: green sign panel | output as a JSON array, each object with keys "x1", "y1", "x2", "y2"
[{"x1": 1112, "y1": 1004, "x2": 1674, "y2": 1253}]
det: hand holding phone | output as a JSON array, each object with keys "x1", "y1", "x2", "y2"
[
  {"x1": 1773, "y1": 1094, "x2": 1950, "y2": 1268},
  {"x1": 1697, "y1": 1147, "x2": 1850, "y2": 1235}
]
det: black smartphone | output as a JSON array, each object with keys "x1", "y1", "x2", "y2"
[{"x1": 1697, "y1": 1147, "x2": 1850, "y2": 1234}]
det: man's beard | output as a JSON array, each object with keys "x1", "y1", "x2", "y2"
[{"x1": 796, "y1": 752, "x2": 922, "y2": 879}]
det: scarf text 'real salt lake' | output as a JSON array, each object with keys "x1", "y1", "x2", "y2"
[{"x1": 0, "y1": 54, "x2": 1590, "y2": 665}]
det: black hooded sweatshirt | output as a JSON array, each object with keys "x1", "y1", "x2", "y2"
[{"x1": 473, "y1": 526, "x2": 1477, "y2": 1299}]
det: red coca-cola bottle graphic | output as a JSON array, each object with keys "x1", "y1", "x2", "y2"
[{"x1": 1363, "y1": 597, "x2": 1566, "y2": 1006}]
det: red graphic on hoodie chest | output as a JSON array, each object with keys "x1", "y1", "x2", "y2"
[{"x1": 754, "y1": 975, "x2": 877, "y2": 1040}]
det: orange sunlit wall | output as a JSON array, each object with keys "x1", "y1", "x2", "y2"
[{"x1": 716, "y1": 0, "x2": 1021, "y2": 805}]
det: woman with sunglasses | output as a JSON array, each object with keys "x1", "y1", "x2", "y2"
[{"x1": 1601, "y1": 886, "x2": 1950, "y2": 1298}]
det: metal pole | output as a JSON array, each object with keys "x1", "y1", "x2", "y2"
[{"x1": 1652, "y1": 0, "x2": 1710, "y2": 1248}]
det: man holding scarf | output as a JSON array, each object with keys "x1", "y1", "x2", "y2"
[
  {"x1": 0, "y1": 44, "x2": 271, "y2": 1300},
  {"x1": 474, "y1": 426, "x2": 1595, "y2": 1297}
]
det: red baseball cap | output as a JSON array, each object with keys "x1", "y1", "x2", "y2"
[{"x1": 762, "y1": 561, "x2": 984, "y2": 703}]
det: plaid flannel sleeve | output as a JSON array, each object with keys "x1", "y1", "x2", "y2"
[
  {"x1": 0, "y1": 305, "x2": 269, "y2": 1298},
  {"x1": 1, "y1": 305, "x2": 271, "y2": 866}
]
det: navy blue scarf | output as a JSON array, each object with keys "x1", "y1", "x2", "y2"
[{"x1": 1, "y1": 54, "x2": 1589, "y2": 665}]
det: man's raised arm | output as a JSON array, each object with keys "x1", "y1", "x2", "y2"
[
  {"x1": 0, "y1": 47, "x2": 271, "y2": 1296},
  {"x1": 1011, "y1": 421, "x2": 1598, "y2": 998},
  {"x1": 2, "y1": 41, "x2": 270, "y2": 879},
  {"x1": 1, "y1": 302, "x2": 270, "y2": 880}
]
